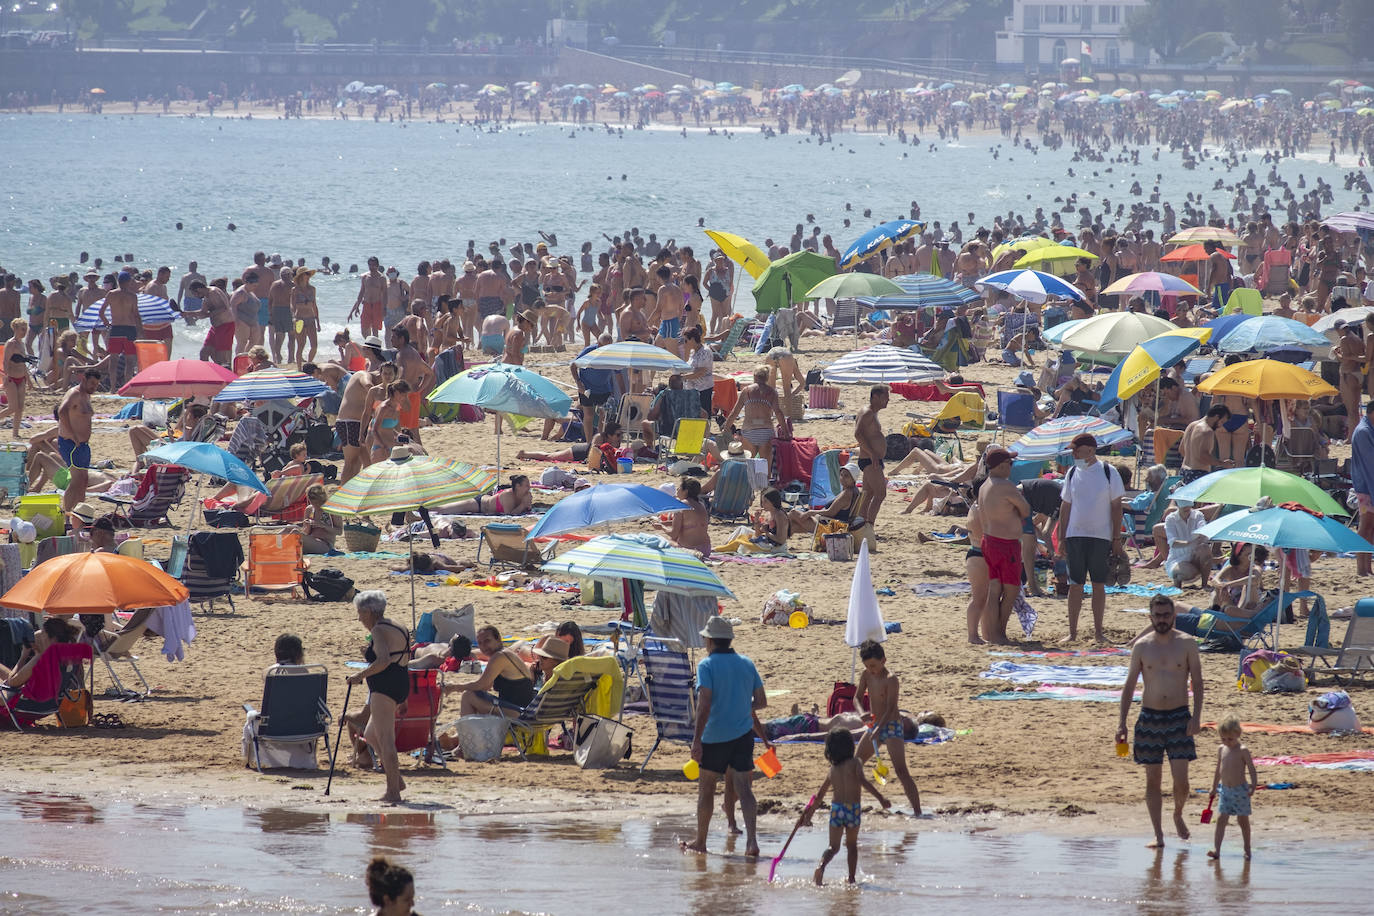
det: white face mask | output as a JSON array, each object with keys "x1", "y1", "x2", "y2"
[{"x1": 1074, "y1": 458, "x2": 1090, "y2": 470}]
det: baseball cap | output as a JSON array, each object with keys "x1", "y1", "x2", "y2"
[
  {"x1": 984, "y1": 447, "x2": 1014, "y2": 470},
  {"x1": 1071, "y1": 433, "x2": 1098, "y2": 450}
]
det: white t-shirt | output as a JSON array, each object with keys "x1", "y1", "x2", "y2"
[
  {"x1": 1060, "y1": 460, "x2": 1126, "y2": 541},
  {"x1": 1164, "y1": 509, "x2": 1208, "y2": 567}
]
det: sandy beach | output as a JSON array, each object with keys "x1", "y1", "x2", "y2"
[{"x1": 2, "y1": 334, "x2": 1371, "y2": 844}]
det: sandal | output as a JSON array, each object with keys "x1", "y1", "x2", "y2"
[{"x1": 90, "y1": 712, "x2": 127, "y2": 729}]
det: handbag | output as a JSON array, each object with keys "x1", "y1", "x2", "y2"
[
  {"x1": 432, "y1": 604, "x2": 477, "y2": 645},
  {"x1": 57, "y1": 687, "x2": 92, "y2": 728},
  {"x1": 572, "y1": 714, "x2": 632, "y2": 769}
]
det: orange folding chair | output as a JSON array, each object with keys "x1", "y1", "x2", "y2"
[
  {"x1": 244, "y1": 526, "x2": 306, "y2": 600},
  {"x1": 134, "y1": 340, "x2": 170, "y2": 373},
  {"x1": 232, "y1": 354, "x2": 254, "y2": 376}
]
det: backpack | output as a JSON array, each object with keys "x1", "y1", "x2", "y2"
[
  {"x1": 826, "y1": 681, "x2": 872, "y2": 717},
  {"x1": 302, "y1": 568, "x2": 356, "y2": 602}
]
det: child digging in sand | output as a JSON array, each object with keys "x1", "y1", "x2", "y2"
[
  {"x1": 1208, "y1": 715, "x2": 1257, "y2": 860},
  {"x1": 802, "y1": 727, "x2": 889, "y2": 885},
  {"x1": 855, "y1": 640, "x2": 923, "y2": 815}
]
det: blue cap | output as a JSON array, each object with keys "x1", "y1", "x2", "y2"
[{"x1": 117, "y1": 270, "x2": 132, "y2": 283}]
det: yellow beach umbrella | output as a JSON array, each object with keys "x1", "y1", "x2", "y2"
[
  {"x1": 1165, "y1": 226, "x2": 1242, "y2": 247},
  {"x1": 1013, "y1": 245, "x2": 1098, "y2": 270},
  {"x1": 703, "y1": 229, "x2": 771, "y2": 280},
  {"x1": 1197, "y1": 359, "x2": 1337, "y2": 401},
  {"x1": 1112, "y1": 327, "x2": 1212, "y2": 401},
  {"x1": 991, "y1": 235, "x2": 1055, "y2": 263}
]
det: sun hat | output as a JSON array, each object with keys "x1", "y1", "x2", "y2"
[
  {"x1": 533, "y1": 638, "x2": 570, "y2": 661},
  {"x1": 700, "y1": 616, "x2": 734, "y2": 641},
  {"x1": 67, "y1": 502, "x2": 97, "y2": 525},
  {"x1": 726, "y1": 441, "x2": 746, "y2": 457}
]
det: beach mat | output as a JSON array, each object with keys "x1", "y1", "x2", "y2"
[
  {"x1": 1200, "y1": 721, "x2": 1374, "y2": 735},
  {"x1": 990, "y1": 648, "x2": 1130, "y2": 658},
  {"x1": 1105, "y1": 583, "x2": 1182, "y2": 598},
  {"x1": 908, "y1": 582, "x2": 972, "y2": 597},
  {"x1": 979, "y1": 661, "x2": 1130, "y2": 686},
  {"x1": 976, "y1": 684, "x2": 1138, "y2": 703},
  {"x1": 1253, "y1": 750, "x2": 1374, "y2": 771}
]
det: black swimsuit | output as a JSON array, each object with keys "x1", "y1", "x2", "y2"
[
  {"x1": 364, "y1": 620, "x2": 411, "y2": 704},
  {"x1": 490, "y1": 650, "x2": 536, "y2": 708}
]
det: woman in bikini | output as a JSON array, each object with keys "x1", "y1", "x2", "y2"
[
  {"x1": 345, "y1": 590, "x2": 411, "y2": 804},
  {"x1": 443, "y1": 624, "x2": 535, "y2": 715},
  {"x1": 0, "y1": 319, "x2": 31, "y2": 439},
  {"x1": 721, "y1": 365, "x2": 786, "y2": 462},
  {"x1": 367, "y1": 379, "x2": 410, "y2": 464},
  {"x1": 435, "y1": 474, "x2": 532, "y2": 516},
  {"x1": 292, "y1": 268, "x2": 320, "y2": 365},
  {"x1": 24, "y1": 280, "x2": 45, "y2": 351}
]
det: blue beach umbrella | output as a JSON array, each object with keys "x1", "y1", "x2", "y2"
[
  {"x1": 1202, "y1": 312, "x2": 1257, "y2": 342},
  {"x1": 142, "y1": 441, "x2": 267, "y2": 494},
  {"x1": 74, "y1": 294, "x2": 176, "y2": 330},
  {"x1": 1200, "y1": 504, "x2": 1373, "y2": 553},
  {"x1": 1096, "y1": 328, "x2": 1210, "y2": 410},
  {"x1": 212, "y1": 367, "x2": 330, "y2": 402},
  {"x1": 1011, "y1": 416, "x2": 1133, "y2": 459},
  {"x1": 975, "y1": 269, "x2": 1086, "y2": 304},
  {"x1": 1215, "y1": 315, "x2": 1329, "y2": 353},
  {"x1": 428, "y1": 363, "x2": 572, "y2": 467},
  {"x1": 838, "y1": 220, "x2": 925, "y2": 270},
  {"x1": 858, "y1": 273, "x2": 981, "y2": 311},
  {"x1": 525, "y1": 483, "x2": 688, "y2": 539}
]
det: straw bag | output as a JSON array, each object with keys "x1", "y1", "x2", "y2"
[{"x1": 344, "y1": 521, "x2": 381, "y2": 553}]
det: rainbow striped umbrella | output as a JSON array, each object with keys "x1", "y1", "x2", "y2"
[
  {"x1": 542, "y1": 533, "x2": 734, "y2": 598},
  {"x1": 212, "y1": 367, "x2": 330, "y2": 402},
  {"x1": 573, "y1": 341, "x2": 691, "y2": 372},
  {"x1": 1011, "y1": 416, "x2": 1133, "y2": 460},
  {"x1": 324, "y1": 452, "x2": 495, "y2": 516}
]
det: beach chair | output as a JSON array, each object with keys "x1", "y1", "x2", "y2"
[
  {"x1": 616, "y1": 394, "x2": 652, "y2": 445},
  {"x1": 84, "y1": 614, "x2": 152, "y2": 700},
  {"x1": 1197, "y1": 590, "x2": 1317, "y2": 658},
  {"x1": 1152, "y1": 427, "x2": 1185, "y2": 470},
  {"x1": 658, "y1": 417, "x2": 708, "y2": 462},
  {"x1": 232, "y1": 354, "x2": 253, "y2": 376},
  {"x1": 713, "y1": 376, "x2": 739, "y2": 418},
  {"x1": 0, "y1": 642, "x2": 93, "y2": 730},
  {"x1": 134, "y1": 340, "x2": 169, "y2": 373},
  {"x1": 636, "y1": 636, "x2": 696, "y2": 775},
  {"x1": 1181, "y1": 357, "x2": 1219, "y2": 385},
  {"x1": 711, "y1": 316, "x2": 748, "y2": 360},
  {"x1": 243, "y1": 664, "x2": 332, "y2": 771},
  {"x1": 244, "y1": 526, "x2": 306, "y2": 600},
  {"x1": 771, "y1": 435, "x2": 818, "y2": 489},
  {"x1": 809, "y1": 449, "x2": 844, "y2": 509},
  {"x1": 33, "y1": 535, "x2": 76, "y2": 567},
  {"x1": 390, "y1": 668, "x2": 446, "y2": 765},
  {"x1": 1288, "y1": 597, "x2": 1374, "y2": 685},
  {"x1": 0, "y1": 443, "x2": 27, "y2": 506},
  {"x1": 250, "y1": 473, "x2": 322, "y2": 525},
  {"x1": 1126, "y1": 476, "x2": 1180, "y2": 553},
  {"x1": 496, "y1": 656, "x2": 614, "y2": 761},
  {"x1": 477, "y1": 522, "x2": 554, "y2": 569},
  {"x1": 164, "y1": 534, "x2": 189, "y2": 578},
  {"x1": 99, "y1": 464, "x2": 190, "y2": 529},
  {"x1": 1222, "y1": 288, "x2": 1263, "y2": 316},
  {"x1": 1276, "y1": 427, "x2": 1319, "y2": 477},
  {"x1": 708, "y1": 459, "x2": 754, "y2": 521},
  {"x1": 996, "y1": 390, "x2": 1036, "y2": 443},
  {"x1": 183, "y1": 531, "x2": 242, "y2": 614}
]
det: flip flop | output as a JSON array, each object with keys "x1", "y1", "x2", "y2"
[{"x1": 90, "y1": 712, "x2": 126, "y2": 729}]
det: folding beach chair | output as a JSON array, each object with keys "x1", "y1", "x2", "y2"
[
  {"x1": 0, "y1": 642, "x2": 93, "y2": 730},
  {"x1": 808, "y1": 449, "x2": 844, "y2": 509},
  {"x1": 83, "y1": 614, "x2": 152, "y2": 700},
  {"x1": 658, "y1": 418, "x2": 708, "y2": 462},
  {"x1": 636, "y1": 636, "x2": 696, "y2": 775},
  {"x1": 0, "y1": 443, "x2": 27, "y2": 506},
  {"x1": 232, "y1": 354, "x2": 253, "y2": 376},
  {"x1": 477, "y1": 522, "x2": 556, "y2": 569},
  {"x1": 33, "y1": 536, "x2": 76, "y2": 567},
  {"x1": 164, "y1": 534, "x2": 189, "y2": 578},
  {"x1": 1126, "y1": 475, "x2": 1180, "y2": 554},
  {"x1": 708, "y1": 459, "x2": 754, "y2": 521},
  {"x1": 771, "y1": 435, "x2": 818, "y2": 489},
  {"x1": 100, "y1": 464, "x2": 190, "y2": 529},
  {"x1": 134, "y1": 340, "x2": 170, "y2": 373},
  {"x1": 1198, "y1": 590, "x2": 1317, "y2": 660},
  {"x1": 710, "y1": 316, "x2": 748, "y2": 360},
  {"x1": 616, "y1": 394, "x2": 652, "y2": 445},
  {"x1": 1152, "y1": 427, "x2": 1185, "y2": 470},
  {"x1": 244, "y1": 526, "x2": 306, "y2": 600},
  {"x1": 1276, "y1": 427, "x2": 1319, "y2": 478},
  {"x1": 496, "y1": 657, "x2": 615, "y2": 761},
  {"x1": 1180, "y1": 357, "x2": 1219, "y2": 385},
  {"x1": 1288, "y1": 597, "x2": 1374, "y2": 685},
  {"x1": 1222, "y1": 288, "x2": 1263, "y2": 316},
  {"x1": 243, "y1": 664, "x2": 332, "y2": 771},
  {"x1": 183, "y1": 530, "x2": 242, "y2": 614},
  {"x1": 390, "y1": 668, "x2": 446, "y2": 765},
  {"x1": 996, "y1": 390, "x2": 1036, "y2": 443},
  {"x1": 250, "y1": 473, "x2": 322, "y2": 525},
  {"x1": 713, "y1": 376, "x2": 739, "y2": 417}
]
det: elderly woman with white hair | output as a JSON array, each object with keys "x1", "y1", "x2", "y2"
[
  {"x1": 1130, "y1": 464, "x2": 1175, "y2": 570},
  {"x1": 346, "y1": 590, "x2": 410, "y2": 805}
]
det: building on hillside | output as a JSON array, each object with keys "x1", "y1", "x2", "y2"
[{"x1": 994, "y1": 2, "x2": 1155, "y2": 70}]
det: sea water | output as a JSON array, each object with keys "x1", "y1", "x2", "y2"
[
  {"x1": 2, "y1": 114, "x2": 1365, "y2": 357},
  {"x1": 0, "y1": 791, "x2": 1364, "y2": 914}
]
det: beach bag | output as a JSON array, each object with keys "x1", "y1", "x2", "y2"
[
  {"x1": 1107, "y1": 551, "x2": 1132, "y2": 587},
  {"x1": 431, "y1": 604, "x2": 477, "y2": 645},
  {"x1": 1310, "y1": 691, "x2": 1360, "y2": 733},
  {"x1": 203, "y1": 508, "x2": 250, "y2": 529},
  {"x1": 1238, "y1": 650, "x2": 1288, "y2": 692},
  {"x1": 808, "y1": 385, "x2": 839, "y2": 409},
  {"x1": 573, "y1": 714, "x2": 633, "y2": 769},
  {"x1": 301, "y1": 568, "x2": 355, "y2": 602},
  {"x1": 1261, "y1": 656, "x2": 1306, "y2": 693},
  {"x1": 885, "y1": 433, "x2": 911, "y2": 462},
  {"x1": 57, "y1": 686, "x2": 92, "y2": 728},
  {"x1": 825, "y1": 532, "x2": 854, "y2": 561}
]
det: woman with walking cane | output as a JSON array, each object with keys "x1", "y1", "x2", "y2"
[{"x1": 340, "y1": 590, "x2": 411, "y2": 804}]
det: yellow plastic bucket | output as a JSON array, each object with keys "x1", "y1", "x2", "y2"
[{"x1": 788, "y1": 610, "x2": 810, "y2": 629}]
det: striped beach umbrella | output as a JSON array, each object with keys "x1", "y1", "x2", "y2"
[
  {"x1": 542, "y1": 533, "x2": 734, "y2": 598},
  {"x1": 838, "y1": 219, "x2": 925, "y2": 270},
  {"x1": 1011, "y1": 416, "x2": 1133, "y2": 459},
  {"x1": 212, "y1": 367, "x2": 330, "y2": 402},
  {"x1": 822, "y1": 345, "x2": 945, "y2": 384},
  {"x1": 525, "y1": 483, "x2": 688, "y2": 539},
  {"x1": 572, "y1": 341, "x2": 691, "y2": 372},
  {"x1": 1097, "y1": 328, "x2": 1211, "y2": 410},
  {"x1": 73, "y1": 294, "x2": 176, "y2": 330},
  {"x1": 1100, "y1": 271, "x2": 1203, "y2": 297},
  {"x1": 324, "y1": 452, "x2": 495, "y2": 516},
  {"x1": 975, "y1": 269, "x2": 1086, "y2": 303},
  {"x1": 1322, "y1": 212, "x2": 1374, "y2": 234},
  {"x1": 858, "y1": 273, "x2": 981, "y2": 311},
  {"x1": 1165, "y1": 226, "x2": 1242, "y2": 246}
]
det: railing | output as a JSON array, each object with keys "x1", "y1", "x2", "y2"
[
  {"x1": 602, "y1": 44, "x2": 987, "y2": 86},
  {"x1": 7, "y1": 36, "x2": 552, "y2": 57}
]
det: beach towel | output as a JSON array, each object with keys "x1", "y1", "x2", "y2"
[
  {"x1": 1252, "y1": 750, "x2": 1374, "y2": 771},
  {"x1": 979, "y1": 661, "x2": 1130, "y2": 686},
  {"x1": 1105, "y1": 583, "x2": 1182, "y2": 598},
  {"x1": 1199, "y1": 721, "x2": 1374, "y2": 735},
  {"x1": 989, "y1": 648, "x2": 1130, "y2": 659},
  {"x1": 908, "y1": 582, "x2": 973, "y2": 597},
  {"x1": 976, "y1": 685, "x2": 1140, "y2": 703}
]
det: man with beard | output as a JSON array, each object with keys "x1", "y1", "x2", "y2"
[{"x1": 1117, "y1": 594, "x2": 1204, "y2": 850}]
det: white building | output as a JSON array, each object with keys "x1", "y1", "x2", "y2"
[{"x1": 994, "y1": 2, "x2": 1155, "y2": 69}]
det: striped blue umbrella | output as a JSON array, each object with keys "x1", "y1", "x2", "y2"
[
  {"x1": 542, "y1": 533, "x2": 734, "y2": 598},
  {"x1": 525, "y1": 483, "x2": 688, "y2": 539},
  {"x1": 211, "y1": 367, "x2": 331, "y2": 402},
  {"x1": 73, "y1": 294, "x2": 176, "y2": 330},
  {"x1": 572, "y1": 341, "x2": 690, "y2": 372},
  {"x1": 839, "y1": 220, "x2": 925, "y2": 270},
  {"x1": 1011, "y1": 416, "x2": 1133, "y2": 459},
  {"x1": 975, "y1": 269, "x2": 1086, "y2": 304},
  {"x1": 822, "y1": 345, "x2": 944, "y2": 384},
  {"x1": 857, "y1": 273, "x2": 981, "y2": 311},
  {"x1": 1215, "y1": 315, "x2": 1330, "y2": 353}
]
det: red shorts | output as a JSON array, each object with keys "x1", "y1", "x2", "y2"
[
  {"x1": 204, "y1": 322, "x2": 235, "y2": 352},
  {"x1": 982, "y1": 534, "x2": 1022, "y2": 586},
  {"x1": 107, "y1": 333, "x2": 137, "y2": 356},
  {"x1": 143, "y1": 325, "x2": 174, "y2": 343},
  {"x1": 362, "y1": 301, "x2": 383, "y2": 329}
]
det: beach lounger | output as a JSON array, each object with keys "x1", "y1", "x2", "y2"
[
  {"x1": 183, "y1": 531, "x2": 242, "y2": 614},
  {"x1": 616, "y1": 394, "x2": 652, "y2": 446},
  {"x1": 252, "y1": 473, "x2": 322, "y2": 525},
  {"x1": 477, "y1": 522, "x2": 555, "y2": 569},
  {"x1": 496, "y1": 656, "x2": 618, "y2": 761},
  {"x1": 1288, "y1": 597, "x2": 1374, "y2": 685},
  {"x1": 708, "y1": 459, "x2": 754, "y2": 521},
  {"x1": 84, "y1": 615, "x2": 152, "y2": 700},
  {"x1": 0, "y1": 444, "x2": 27, "y2": 507},
  {"x1": 243, "y1": 663, "x2": 332, "y2": 771},
  {"x1": 1276, "y1": 427, "x2": 1319, "y2": 478},
  {"x1": 636, "y1": 636, "x2": 696, "y2": 775},
  {"x1": 33, "y1": 535, "x2": 76, "y2": 567},
  {"x1": 244, "y1": 526, "x2": 306, "y2": 600},
  {"x1": 771, "y1": 435, "x2": 818, "y2": 489},
  {"x1": 1197, "y1": 590, "x2": 1318, "y2": 660},
  {"x1": 710, "y1": 316, "x2": 748, "y2": 360},
  {"x1": 0, "y1": 642, "x2": 92, "y2": 730},
  {"x1": 102, "y1": 464, "x2": 190, "y2": 528}
]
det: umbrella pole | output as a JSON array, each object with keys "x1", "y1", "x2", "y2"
[
  {"x1": 1274, "y1": 546, "x2": 1284, "y2": 652},
  {"x1": 408, "y1": 531, "x2": 417, "y2": 630}
]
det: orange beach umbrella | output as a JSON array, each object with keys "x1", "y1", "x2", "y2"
[{"x1": 1, "y1": 552, "x2": 189, "y2": 615}]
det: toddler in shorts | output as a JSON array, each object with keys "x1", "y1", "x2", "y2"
[{"x1": 1207, "y1": 715, "x2": 1257, "y2": 859}]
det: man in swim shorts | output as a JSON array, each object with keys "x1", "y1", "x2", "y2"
[
  {"x1": 58, "y1": 369, "x2": 101, "y2": 513},
  {"x1": 103, "y1": 271, "x2": 142, "y2": 389},
  {"x1": 186, "y1": 279, "x2": 236, "y2": 366},
  {"x1": 242, "y1": 252, "x2": 272, "y2": 347},
  {"x1": 349, "y1": 257, "x2": 386, "y2": 338},
  {"x1": 475, "y1": 258, "x2": 511, "y2": 321},
  {"x1": 652, "y1": 264, "x2": 684, "y2": 354},
  {"x1": 853, "y1": 385, "x2": 890, "y2": 529},
  {"x1": 390, "y1": 325, "x2": 432, "y2": 442},
  {"x1": 977, "y1": 447, "x2": 1029, "y2": 645},
  {"x1": 1118, "y1": 594, "x2": 1204, "y2": 849}
]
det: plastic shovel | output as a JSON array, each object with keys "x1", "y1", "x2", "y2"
[{"x1": 1200, "y1": 792, "x2": 1215, "y2": 824}]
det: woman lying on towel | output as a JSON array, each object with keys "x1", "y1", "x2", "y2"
[
  {"x1": 516, "y1": 422, "x2": 624, "y2": 473},
  {"x1": 433, "y1": 474, "x2": 533, "y2": 516},
  {"x1": 761, "y1": 707, "x2": 945, "y2": 742},
  {"x1": 715, "y1": 487, "x2": 793, "y2": 555}
]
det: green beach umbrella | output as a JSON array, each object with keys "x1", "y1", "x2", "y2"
[
  {"x1": 1169, "y1": 467, "x2": 1348, "y2": 517},
  {"x1": 803, "y1": 273, "x2": 905, "y2": 300},
  {"x1": 751, "y1": 251, "x2": 837, "y2": 314}
]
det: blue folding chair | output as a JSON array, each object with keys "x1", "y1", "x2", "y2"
[
  {"x1": 809, "y1": 449, "x2": 844, "y2": 509},
  {"x1": 708, "y1": 460, "x2": 754, "y2": 521},
  {"x1": 997, "y1": 390, "x2": 1036, "y2": 443},
  {"x1": 637, "y1": 636, "x2": 696, "y2": 775}
]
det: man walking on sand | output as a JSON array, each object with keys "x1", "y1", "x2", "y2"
[
  {"x1": 978, "y1": 447, "x2": 1029, "y2": 645},
  {"x1": 1118, "y1": 594, "x2": 1204, "y2": 848},
  {"x1": 854, "y1": 385, "x2": 890, "y2": 530},
  {"x1": 1057, "y1": 433, "x2": 1124, "y2": 643},
  {"x1": 683, "y1": 616, "x2": 766, "y2": 858}
]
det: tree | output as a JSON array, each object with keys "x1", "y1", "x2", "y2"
[
  {"x1": 1224, "y1": 0, "x2": 1285, "y2": 51},
  {"x1": 1124, "y1": 0, "x2": 1217, "y2": 60}
]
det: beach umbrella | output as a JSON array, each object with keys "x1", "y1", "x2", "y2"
[
  {"x1": 525, "y1": 483, "x2": 688, "y2": 539},
  {"x1": 542, "y1": 533, "x2": 733, "y2": 599},
  {"x1": 1100, "y1": 271, "x2": 1203, "y2": 297},
  {"x1": 802, "y1": 273, "x2": 906, "y2": 301},
  {"x1": 427, "y1": 363, "x2": 572, "y2": 467},
  {"x1": 1011, "y1": 416, "x2": 1133, "y2": 460},
  {"x1": 703, "y1": 228, "x2": 771, "y2": 279},
  {"x1": 89, "y1": 88, "x2": 106, "y2": 95},
  {"x1": 325, "y1": 449, "x2": 497, "y2": 624},
  {"x1": 822, "y1": 345, "x2": 944, "y2": 385},
  {"x1": 1096, "y1": 327, "x2": 1211, "y2": 410},
  {"x1": 1160, "y1": 243, "x2": 1235, "y2": 263},
  {"x1": 74, "y1": 294, "x2": 176, "y2": 330},
  {"x1": 1013, "y1": 245, "x2": 1097, "y2": 270},
  {"x1": 859, "y1": 273, "x2": 981, "y2": 311},
  {"x1": 975, "y1": 268, "x2": 1085, "y2": 303},
  {"x1": 1323, "y1": 212, "x2": 1374, "y2": 233},
  {"x1": 212, "y1": 367, "x2": 330, "y2": 402},
  {"x1": 1166, "y1": 227, "x2": 1241, "y2": 246},
  {"x1": 1058, "y1": 311, "x2": 1177, "y2": 355},
  {"x1": 1, "y1": 552, "x2": 187, "y2": 616},
  {"x1": 142, "y1": 441, "x2": 266, "y2": 494},
  {"x1": 751, "y1": 251, "x2": 837, "y2": 314},
  {"x1": 344, "y1": 80, "x2": 365, "y2": 93},
  {"x1": 572, "y1": 341, "x2": 690, "y2": 373},
  {"x1": 838, "y1": 219, "x2": 924, "y2": 270},
  {"x1": 1215, "y1": 315, "x2": 1329, "y2": 354},
  {"x1": 1313, "y1": 306, "x2": 1374, "y2": 341},
  {"x1": 1041, "y1": 318, "x2": 1086, "y2": 345},
  {"x1": 1172, "y1": 467, "x2": 1347, "y2": 517},
  {"x1": 1196, "y1": 359, "x2": 1337, "y2": 401},
  {"x1": 1271, "y1": 88, "x2": 1292, "y2": 96},
  {"x1": 1201, "y1": 313, "x2": 1257, "y2": 342},
  {"x1": 843, "y1": 541, "x2": 886, "y2": 678},
  {"x1": 118, "y1": 359, "x2": 238, "y2": 399}
]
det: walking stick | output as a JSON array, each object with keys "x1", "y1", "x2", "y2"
[
  {"x1": 324, "y1": 680, "x2": 353, "y2": 796},
  {"x1": 769, "y1": 795, "x2": 815, "y2": 883}
]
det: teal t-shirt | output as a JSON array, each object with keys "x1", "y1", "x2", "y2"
[{"x1": 696, "y1": 649, "x2": 763, "y2": 744}]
